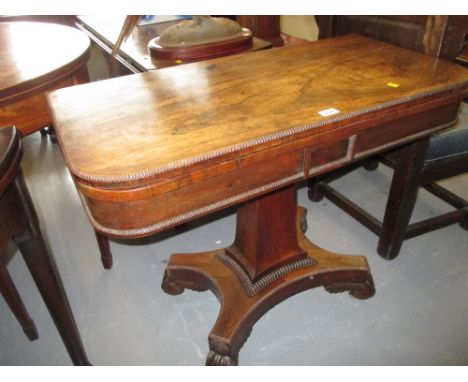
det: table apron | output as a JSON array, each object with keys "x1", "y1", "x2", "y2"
[{"x1": 76, "y1": 99, "x2": 460, "y2": 238}]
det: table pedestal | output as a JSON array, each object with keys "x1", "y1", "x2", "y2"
[{"x1": 162, "y1": 185, "x2": 375, "y2": 365}]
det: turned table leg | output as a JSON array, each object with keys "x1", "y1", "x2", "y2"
[
  {"x1": 95, "y1": 230, "x2": 113, "y2": 269},
  {"x1": 162, "y1": 186, "x2": 375, "y2": 365}
]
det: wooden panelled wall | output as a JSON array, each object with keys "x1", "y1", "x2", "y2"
[{"x1": 315, "y1": 16, "x2": 468, "y2": 60}]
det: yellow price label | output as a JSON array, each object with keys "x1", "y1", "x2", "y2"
[{"x1": 387, "y1": 82, "x2": 400, "y2": 88}]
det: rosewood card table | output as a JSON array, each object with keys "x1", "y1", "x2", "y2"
[
  {"x1": 0, "y1": 21, "x2": 90, "y2": 138},
  {"x1": 47, "y1": 35, "x2": 468, "y2": 365}
]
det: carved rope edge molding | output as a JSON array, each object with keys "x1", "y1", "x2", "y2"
[
  {"x1": 309, "y1": 120, "x2": 454, "y2": 176},
  {"x1": 71, "y1": 80, "x2": 468, "y2": 183},
  {"x1": 353, "y1": 120, "x2": 456, "y2": 159},
  {"x1": 309, "y1": 135, "x2": 356, "y2": 176},
  {"x1": 80, "y1": 172, "x2": 305, "y2": 237},
  {"x1": 216, "y1": 252, "x2": 316, "y2": 296}
]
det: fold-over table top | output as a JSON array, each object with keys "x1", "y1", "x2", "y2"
[{"x1": 48, "y1": 34, "x2": 468, "y2": 189}]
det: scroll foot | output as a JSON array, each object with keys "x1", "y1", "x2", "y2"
[
  {"x1": 324, "y1": 272, "x2": 375, "y2": 300},
  {"x1": 161, "y1": 271, "x2": 185, "y2": 295},
  {"x1": 206, "y1": 350, "x2": 238, "y2": 366}
]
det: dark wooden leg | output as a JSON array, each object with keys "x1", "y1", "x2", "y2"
[
  {"x1": 363, "y1": 158, "x2": 379, "y2": 171},
  {"x1": 10, "y1": 171, "x2": 90, "y2": 365},
  {"x1": 0, "y1": 262, "x2": 38, "y2": 340},
  {"x1": 377, "y1": 139, "x2": 430, "y2": 259},
  {"x1": 48, "y1": 127, "x2": 57, "y2": 143},
  {"x1": 308, "y1": 176, "x2": 324, "y2": 202},
  {"x1": 162, "y1": 186, "x2": 375, "y2": 365},
  {"x1": 95, "y1": 230, "x2": 113, "y2": 269},
  {"x1": 39, "y1": 126, "x2": 57, "y2": 143},
  {"x1": 307, "y1": 161, "x2": 365, "y2": 203},
  {"x1": 461, "y1": 214, "x2": 468, "y2": 231}
]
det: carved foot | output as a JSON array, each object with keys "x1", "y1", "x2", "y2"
[
  {"x1": 161, "y1": 269, "x2": 210, "y2": 295},
  {"x1": 206, "y1": 350, "x2": 238, "y2": 366},
  {"x1": 161, "y1": 271, "x2": 185, "y2": 295},
  {"x1": 324, "y1": 273, "x2": 375, "y2": 300}
]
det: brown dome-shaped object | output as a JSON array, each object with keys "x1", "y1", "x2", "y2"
[{"x1": 148, "y1": 16, "x2": 253, "y2": 61}]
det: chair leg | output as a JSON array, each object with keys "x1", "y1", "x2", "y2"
[
  {"x1": 363, "y1": 158, "x2": 379, "y2": 171},
  {"x1": 94, "y1": 230, "x2": 113, "y2": 269},
  {"x1": 377, "y1": 138, "x2": 430, "y2": 260},
  {"x1": 308, "y1": 176, "x2": 324, "y2": 202},
  {"x1": 0, "y1": 262, "x2": 38, "y2": 340},
  {"x1": 11, "y1": 171, "x2": 90, "y2": 365},
  {"x1": 460, "y1": 214, "x2": 468, "y2": 231}
]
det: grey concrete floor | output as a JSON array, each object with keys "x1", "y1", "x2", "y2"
[{"x1": 1, "y1": 107, "x2": 468, "y2": 366}]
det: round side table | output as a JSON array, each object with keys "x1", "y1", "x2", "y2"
[{"x1": 0, "y1": 21, "x2": 91, "y2": 139}]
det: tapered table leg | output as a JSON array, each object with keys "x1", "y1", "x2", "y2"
[
  {"x1": 11, "y1": 172, "x2": 90, "y2": 365},
  {"x1": 95, "y1": 230, "x2": 112, "y2": 269},
  {"x1": 162, "y1": 186, "x2": 374, "y2": 365},
  {"x1": 0, "y1": 263, "x2": 38, "y2": 340}
]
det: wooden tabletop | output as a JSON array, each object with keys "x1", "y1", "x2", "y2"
[
  {"x1": 0, "y1": 22, "x2": 90, "y2": 106},
  {"x1": 75, "y1": 15, "x2": 272, "y2": 72},
  {"x1": 48, "y1": 34, "x2": 468, "y2": 189}
]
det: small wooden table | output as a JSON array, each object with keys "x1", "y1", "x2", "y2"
[
  {"x1": 0, "y1": 21, "x2": 90, "y2": 137},
  {"x1": 47, "y1": 35, "x2": 468, "y2": 365},
  {"x1": 74, "y1": 15, "x2": 272, "y2": 74}
]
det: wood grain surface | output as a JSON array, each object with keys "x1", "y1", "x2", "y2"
[
  {"x1": 0, "y1": 21, "x2": 91, "y2": 135},
  {"x1": 48, "y1": 34, "x2": 468, "y2": 237},
  {"x1": 49, "y1": 35, "x2": 468, "y2": 186},
  {"x1": 0, "y1": 22, "x2": 90, "y2": 105}
]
